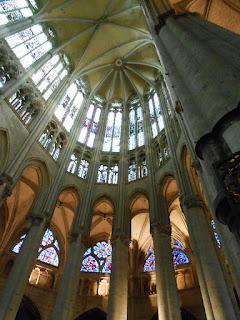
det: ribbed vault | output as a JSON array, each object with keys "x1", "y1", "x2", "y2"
[{"x1": 34, "y1": 0, "x2": 162, "y2": 102}]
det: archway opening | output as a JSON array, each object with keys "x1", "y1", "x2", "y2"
[
  {"x1": 16, "y1": 296, "x2": 41, "y2": 320},
  {"x1": 75, "y1": 307, "x2": 107, "y2": 320}
]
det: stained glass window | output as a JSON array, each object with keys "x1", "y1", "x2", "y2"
[
  {"x1": 211, "y1": 219, "x2": 221, "y2": 248},
  {"x1": 0, "y1": 0, "x2": 36, "y2": 26},
  {"x1": 143, "y1": 242, "x2": 189, "y2": 272},
  {"x1": 103, "y1": 109, "x2": 122, "y2": 152},
  {"x1": 97, "y1": 164, "x2": 118, "y2": 184},
  {"x1": 128, "y1": 104, "x2": 145, "y2": 150},
  {"x1": 32, "y1": 54, "x2": 68, "y2": 101},
  {"x1": 148, "y1": 92, "x2": 164, "y2": 138},
  {"x1": 81, "y1": 241, "x2": 112, "y2": 273},
  {"x1": 11, "y1": 228, "x2": 60, "y2": 267},
  {"x1": 128, "y1": 157, "x2": 147, "y2": 182},
  {"x1": 67, "y1": 152, "x2": 89, "y2": 179},
  {"x1": 78, "y1": 103, "x2": 101, "y2": 148},
  {"x1": 54, "y1": 81, "x2": 84, "y2": 131},
  {"x1": 6, "y1": 24, "x2": 52, "y2": 69}
]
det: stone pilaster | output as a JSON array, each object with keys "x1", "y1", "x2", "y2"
[
  {"x1": 108, "y1": 234, "x2": 130, "y2": 320},
  {"x1": 151, "y1": 222, "x2": 181, "y2": 320}
]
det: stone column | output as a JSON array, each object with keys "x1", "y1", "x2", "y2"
[
  {"x1": 108, "y1": 234, "x2": 129, "y2": 320},
  {"x1": 181, "y1": 196, "x2": 237, "y2": 320},
  {"x1": 0, "y1": 215, "x2": 47, "y2": 320},
  {"x1": 0, "y1": 173, "x2": 13, "y2": 208},
  {"x1": 51, "y1": 231, "x2": 85, "y2": 320},
  {"x1": 151, "y1": 223, "x2": 181, "y2": 320}
]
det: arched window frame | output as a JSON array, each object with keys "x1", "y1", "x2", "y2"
[
  {"x1": 148, "y1": 92, "x2": 164, "y2": 138},
  {"x1": 128, "y1": 99, "x2": 145, "y2": 150},
  {"x1": 67, "y1": 151, "x2": 90, "y2": 180},
  {"x1": 97, "y1": 161, "x2": 118, "y2": 185},
  {"x1": 11, "y1": 228, "x2": 60, "y2": 267},
  {"x1": 78, "y1": 100, "x2": 102, "y2": 148},
  {"x1": 31, "y1": 53, "x2": 69, "y2": 100},
  {"x1": 5, "y1": 23, "x2": 53, "y2": 69},
  {"x1": 54, "y1": 79, "x2": 85, "y2": 132},
  {"x1": 81, "y1": 241, "x2": 112, "y2": 274},
  {"x1": 102, "y1": 106, "x2": 122, "y2": 152}
]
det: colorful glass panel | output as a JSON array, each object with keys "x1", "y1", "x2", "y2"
[
  {"x1": 81, "y1": 241, "x2": 112, "y2": 273},
  {"x1": 81, "y1": 255, "x2": 99, "y2": 273},
  {"x1": 172, "y1": 248, "x2": 189, "y2": 267},
  {"x1": 144, "y1": 253, "x2": 155, "y2": 272},
  {"x1": 11, "y1": 228, "x2": 60, "y2": 267}
]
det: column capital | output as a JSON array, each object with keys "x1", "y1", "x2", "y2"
[
  {"x1": 151, "y1": 222, "x2": 172, "y2": 236},
  {"x1": 180, "y1": 195, "x2": 204, "y2": 210}
]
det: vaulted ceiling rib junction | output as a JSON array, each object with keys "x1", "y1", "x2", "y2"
[{"x1": 35, "y1": 0, "x2": 162, "y2": 103}]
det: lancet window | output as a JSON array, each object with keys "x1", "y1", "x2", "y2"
[
  {"x1": 81, "y1": 241, "x2": 112, "y2": 273},
  {"x1": 12, "y1": 228, "x2": 60, "y2": 267},
  {"x1": 0, "y1": 0, "x2": 37, "y2": 26},
  {"x1": 5, "y1": 24, "x2": 52, "y2": 69},
  {"x1": 97, "y1": 162, "x2": 118, "y2": 184},
  {"x1": 78, "y1": 102, "x2": 102, "y2": 148},
  {"x1": 32, "y1": 54, "x2": 68, "y2": 101},
  {"x1": 102, "y1": 107, "x2": 122, "y2": 152},
  {"x1": 128, "y1": 155, "x2": 147, "y2": 182},
  {"x1": 9, "y1": 86, "x2": 41, "y2": 124},
  {"x1": 128, "y1": 100, "x2": 145, "y2": 150},
  {"x1": 143, "y1": 241, "x2": 189, "y2": 272},
  {"x1": 54, "y1": 80, "x2": 84, "y2": 131},
  {"x1": 148, "y1": 92, "x2": 164, "y2": 138},
  {"x1": 67, "y1": 151, "x2": 89, "y2": 179},
  {"x1": 39, "y1": 122, "x2": 66, "y2": 160}
]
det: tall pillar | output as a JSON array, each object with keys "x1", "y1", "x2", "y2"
[
  {"x1": 151, "y1": 223, "x2": 181, "y2": 320},
  {"x1": 51, "y1": 231, "x2": 85, "y2": 320},
  {"x1": 0, "y1": 215, "x2": 47, "y2": 320},
  {"x1": 181, "y1": 196, "x2": 237, "y2": 320},
  {"x1": 108, "y1": 234, "x2": 129, "y2": 320}
]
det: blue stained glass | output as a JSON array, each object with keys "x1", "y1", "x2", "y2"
[
  {"x1": 93, "y1": 241, "x2": 112, "y2": 259},
  {"x1": 81, "y1": 255, "x2": 99, "y2": 273},
  {"x1": 11, "y1": 228, "x2": 60, "y2": 267},
  {"x1": 144, "y1": 253, "x2": 155, "y2": 272},
  {"x1": 172, "y1": 239, "x2": 184, "y2": 249},
  {"x1": 102, "y1": 257, "x2": 112, "y2": 273},
  {"x1": 38, "y1": 247, "x2": 59, "y2": 267},
  {"x1": 81, "y1": 241, "x2": 112, "y2": 273},
  {"x1": 143, "y1": 246, "x2": 189, "y2": 272},
  {"x1": 12, "y1": 234, "x2": 26, "y2": 253},
  {"x1": 172, "y1": 248, "x2": 189, "y2": 267}
]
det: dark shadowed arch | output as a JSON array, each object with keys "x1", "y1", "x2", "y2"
[
  {"x1": 75, "y1": 308, "x2": 107, "y2": 320},
  {"x1": 16, "y1": 296, "x2": 41, "y2": 320}
]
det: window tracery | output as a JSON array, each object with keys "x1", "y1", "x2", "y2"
[
  {"x1": 12, "y1": 228, "x2": 60, "y2": 267},
  {"x1": 67, "y1": 151, "x2": 89, "y2": 179},
  {"x1": 81, "y1": 241, "x2": 112, "y2": 273},
  {"x1": 103, "y1": 107, "x2": 122, "y2": 152},
  {"x1": 39, "y1": 122, "x2": 66, "y2": 160},
  {"x1": 155, "y1": 135, "x2": 170, "y2": 167},
  {"x1": 54, "y1": 80, "x2": 84, "y2": 131},
  {"x1": 143, "y1": 240, "x2": 189, "y2": 272},
  {"x1": 5, "y1": 24, "x2": 52, "y2": 69},
  {"x1": 32, "y1": 54, "x2": 68, "y2": 100},
  {"x1": 8, "y1": 86, "x2": 41, "y2": 124},
  {"x1": 128, "y1": 155, "x2": 147, "y2": 182},
  {"x1": 148, "y1": 92, "x2": 164, "y2": 138},
  {"x1": 128, "y1": 99, "x2": 145, "y2": 150},
  {"x1": 78, "y1": 102, "x2": 102, "y2": 148},
  {"x1": 97, "y1": 161, "x2": 118, "y2": 184},
  {"x1": 0, "y1": 0, "x2": 36, "y2": 26}
]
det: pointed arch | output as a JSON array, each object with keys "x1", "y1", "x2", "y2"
[{"x1": 75, "y1": 308, "x2": 107, "y2": 320}]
